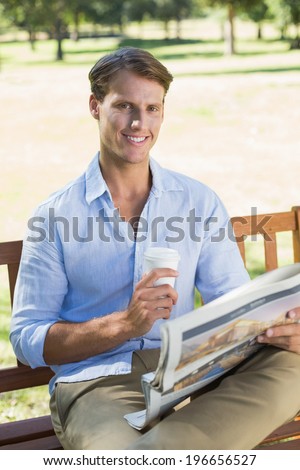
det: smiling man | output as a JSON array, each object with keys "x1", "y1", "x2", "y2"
[{"x1": 10, "y1": 47, "x2": 300, "y2": 450}]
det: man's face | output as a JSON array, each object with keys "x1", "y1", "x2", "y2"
[{"x1": 90, "y1": 69, "x2": 165, "y2": 166}]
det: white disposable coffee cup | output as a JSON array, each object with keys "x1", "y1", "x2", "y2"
[{"x1": 143, "y1": 247, "x2": 180, "y2": 287}]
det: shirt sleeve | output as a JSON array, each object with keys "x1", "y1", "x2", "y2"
[
  {"x1": 195, "y1": 192, "x2": 250, "y2": 304},
  {"x1": 10, "y1": 206, "x2": 68, "y2": 368}
]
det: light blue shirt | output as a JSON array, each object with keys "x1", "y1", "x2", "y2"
[{"x1": 10, "y1": 153, "x2": 249, "y2": 394}]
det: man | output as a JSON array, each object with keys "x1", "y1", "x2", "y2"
[{"x1": 11, "y1": 47, "x2": 300, "y2": 450}]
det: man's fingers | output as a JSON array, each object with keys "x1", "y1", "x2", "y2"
[
  {"x1": 138, "y1": 284, "x2": 178, "y2": 303},
  {"x1": 264, "y1": 322, "x2": 300, "y2": 338},
  {"x1": 287, "y1": 307, "x2": 300, "y2": 322},
  {"x1": 257, "y1": 334, "x2": 300, "y2": 350},
  {"x1": 257, "y1": 321, "x2": 300, "y2": 354},
  {"x1": 139, "y1": 268, "x2": 179, "y2": 288}
]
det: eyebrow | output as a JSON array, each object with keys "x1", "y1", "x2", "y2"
[{"x1": 113, "y1": 96, "x2": 163, "y2": 107}]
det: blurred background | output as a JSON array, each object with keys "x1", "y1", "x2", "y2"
[
  {"x1": 0, "y1": 0, "x2": 300, "y2": 242},
  {"x1": 0, "y1": 0, "x2": 299, "y2": 421}
]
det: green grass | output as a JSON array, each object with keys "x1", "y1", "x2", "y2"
[
  {"x1": 1, "y1": 33, "x2": 299, "y2": 75},
  {"x1": 0, "y1": 386, "x2": 50, "y2": 422}
]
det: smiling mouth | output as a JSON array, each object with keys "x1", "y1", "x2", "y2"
[{"x1": 125, "y1": 135, "x2": 147, "y2": 143}]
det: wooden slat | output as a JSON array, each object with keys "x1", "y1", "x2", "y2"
[
  {"x1": 0, "y1": 415, "x2": 54, "y2": 446},
  {"x1": 0, "y1": 240, "x2": 22, "y2": 306},
  {"x1": 8, "y1": 263, "x2": 20, "y2": 307},
  {"x1": 0, "y1": 365, "x2": 54, "y2": 393},
  {"x1": 263, "y1": 233, "x2": 278, "y2": 271},
  {"x1": 231, "y1": 211, "x2": 296, "y2": 238},
  {"x1": 261, "y1": 417, "x2": 300, "y2": 443},
  {"x1": 236, "y1": 239, "x2": 246, "y2": 264},
  {"x1": 257, "y1": 436, "x2": 300, "y2": 450},
  {"x1": 0, "y1": 434, "x2": 62, "y2": 450},
  {"x1": 292, "y1": 206, "x2": 300, "y2": 263},
  {"x1": 0, "y1": 240, "x2": 22, "y2": 265}
]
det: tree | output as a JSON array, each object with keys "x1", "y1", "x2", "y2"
[
  {"x1": 0, "y1": 0, "x2": 72, "y2": 59},
  {"x1": 83, "y1": 0, "x2": 127, "y2": 35},
  {"x1": 285, "y1": 0, "x2": 300, "y2": 47},
  {"x1": 126, "y1": 0, "x2": 156, "y2": 23},
  {"x1": 265, "y1": 0, "x2": 291, "y2": 39},
  {"x1": 246, "y1": 1, "x2": 271, "y2": 39},
  {"x1": 208, "y1": 0, "x2": 261, "y2": 55},
  {"x1": 124, "y1": 0, "x2": 156, "y2": 38},
  {"x1": 0, "y1": 0, "x2": 48, "y2": 50},
  {"x1": 0, "y1": 0, "x2": 106, "y2": 60},
  {"x1": 154, "y1": 0, "x2": 200, "y2": 39}
]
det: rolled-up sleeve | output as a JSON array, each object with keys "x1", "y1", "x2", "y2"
[{"x1": 10, "y1": 208, "x2": 68, "y2": 368}]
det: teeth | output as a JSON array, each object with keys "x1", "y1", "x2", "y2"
[{"x1": 127, "y1": 136, "x2": 146, "y2": 143}]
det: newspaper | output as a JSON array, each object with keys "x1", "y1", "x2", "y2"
[{"x1": 124, "y1": 263, "x2": 300, "y2": 430}]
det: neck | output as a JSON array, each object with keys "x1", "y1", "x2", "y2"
[
  {"x1": 99, "y1": 154, "x2": 151, "y2": 199},
  {"x1": 98, "y1": 154, "x2": 152, "y2": 223}
]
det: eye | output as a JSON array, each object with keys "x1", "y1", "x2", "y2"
[
  {"x1": 148, "y1": 105, "x2": 159, "y2": 112},
  {"x1": 119, "y1": 103, "x2": 132, "y2": 110}
]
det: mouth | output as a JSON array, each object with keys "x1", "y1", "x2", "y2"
[{"x1": 124, "y1": 134, "x2": 148, "y2": 144}]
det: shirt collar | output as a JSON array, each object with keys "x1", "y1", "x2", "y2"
[
  {"x1": 85, "y1": 153, "x2": 184, "y2": 205},
  {"x1": 85, "y1": 152, "x2": 109, "y2": 205},
  {"x1": 149, "y1": 158, "x2": 184, "y2": 197}
]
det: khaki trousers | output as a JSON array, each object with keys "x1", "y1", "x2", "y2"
[{"x1": 50, "y1": 346, "x2": 300, "y2": 450}]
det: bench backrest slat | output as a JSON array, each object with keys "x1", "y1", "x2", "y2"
[
  {"x1": 263, "y1": 233, "x2": 278, "y2": 271},
  {"x1": 292, "y1": 206, "x2": 300, "y2": 262},
  {"x1": 0, "y1": 240, "x2": 23, "y2": 306},
  {"x1": 231, "y1": 206, "x2": 300, "y2": 272}
]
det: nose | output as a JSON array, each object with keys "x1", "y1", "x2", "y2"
[
  {"x1": 131, "y1": 120, "x2": 141, "y2": 130},
  {"x1": 130, "y1": 109, "x2": 145, "y2": 130}
]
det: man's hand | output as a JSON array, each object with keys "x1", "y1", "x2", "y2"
[
  {"x1": 44, "y1": 268, "x2": 178, "y2": 365},
  {"x1": 257, "y1": 307, "x2": 300, "y2": 354},
  {"x1": 123, "y1": 268, "x2": 179, "y2": 338}
]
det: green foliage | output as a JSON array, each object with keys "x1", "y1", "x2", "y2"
[
  {"x1": 0, "y1": 0, "x2": 48, "y2": 30},
  {"x1": 245, "y1": 1, "x2": 271, "y2": 24},
  {"x1": 154, "y1": 0, "x2": 198, "y2": 21},
  {"x1": 125, "y1": 0, "x2": 157, "y2": 22},
  {"x1": 266, "y1": 0, "x2": 298, "y2": 32},
  {"x1": 285, "y1": 0, "x2": 300, "y2": 27},
  {"x1": 207, "y1": 0, "x2": 261, "y2": 12},
  {"x1": 82, "y1": 0, "x2": 125, "y2": 29}
]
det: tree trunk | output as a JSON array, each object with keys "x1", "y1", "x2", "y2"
[
  {"x1": 176, "y1": 19, "x2": 181, "y2": 40},
  {"x1": 28, "y1": 28, "x2": 36, "y2": 51},
  {"x1": 164, "y1": 20, "x2": 170, "y2": 40},
  {"x1": 138, "y1": 20, "x2": 144, "y2": 39},
  {"x1": 257, "y1": 23, "x2": 262, "y2": 40},
  {"x1": 290, "y1": 25, "x2": 300, "y2": 49},
  {"x1": 55, "y1": 19, "x2": 64, "y2": 61},
  {"x1": 72, "y1": 10, "x2": 80, "y2": 41},
  {"x1": 280, "y1": 24, "x2": 286, "y2": 40},
  {"x1": 57, "y1": 38, "x2": 63, "y2": 60},
  {"x1": 224, "y1": 3, "x2": 235, "y2": 55}
]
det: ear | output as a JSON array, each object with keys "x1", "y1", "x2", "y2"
[{"x1": 89, "y1": 94, "x2": 100, "y2": 120}]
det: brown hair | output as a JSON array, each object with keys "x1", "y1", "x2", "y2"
[{"x1": 88, "y1": 47, "x2": 173, "y2": 102}]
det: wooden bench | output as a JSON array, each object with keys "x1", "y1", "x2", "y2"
[{"x1": 1, "y1": 206, "x2": 300, "y2": 449}]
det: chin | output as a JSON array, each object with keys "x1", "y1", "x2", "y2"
[{"x1": 123, "y1": 153, "x2": 149, "y2": 165}]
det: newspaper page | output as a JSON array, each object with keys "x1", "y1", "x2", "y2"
[{"x1": 124, "y1": 263, "x2": 300, "y2": 430}]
